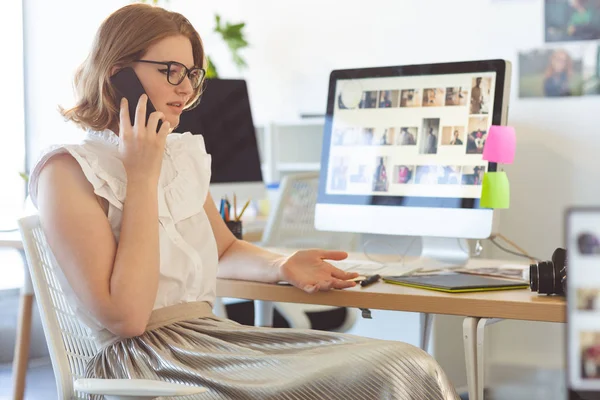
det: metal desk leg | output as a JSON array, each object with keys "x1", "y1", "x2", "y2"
[
  {"x1": 476, "y1": 318, "x2": 503, "y2": 400},
  {"x1": 420, "y1": 313, "x2": 433, "y2": 352},
  {"x1": 463, "y1": 317, "x2": 479, "y2": 400},
  {"x1": 254, "y1": 300, "x2": 274, "y2": 327},
  {"x1": 12, "y1": 249, "x2": 33, "y2": 400}
]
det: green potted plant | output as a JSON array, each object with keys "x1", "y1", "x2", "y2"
[{"x1": 140, "y1": 0, "x2": 249, "y2": 77}]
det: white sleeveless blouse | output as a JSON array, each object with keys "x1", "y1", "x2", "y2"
[{"x1": 28, "y1": 129, "x2": 219, "y2": 343}]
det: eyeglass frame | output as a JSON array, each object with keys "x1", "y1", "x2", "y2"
[{"x1": 134, "y1": 59, "x2": 206, "y2": 88}]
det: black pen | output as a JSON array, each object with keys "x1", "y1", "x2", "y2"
[{"x1": 360, "y1": 274, "x2": 381, "y2": 288}]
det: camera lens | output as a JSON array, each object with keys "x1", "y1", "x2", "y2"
[
  {"x1": 529, "y1": 264, "x2": 538, "y2": 291},
  {"x1": 537, "y1": 261, "x2": 556, "y2": 295}
]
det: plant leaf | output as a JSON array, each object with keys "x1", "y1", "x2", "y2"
[{"x1": 206, "y1": 55, "x2": 219, "y2": 79}]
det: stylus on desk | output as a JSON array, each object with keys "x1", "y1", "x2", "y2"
[{"x1": 360, "y1": 274, "x2": 381, "y2": 288}]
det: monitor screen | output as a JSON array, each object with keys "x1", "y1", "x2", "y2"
[
  {"x1": 176, "y1": 79, "x2": 263, "y2": 185},
  {"x1": 318, "y1": 61, "x2": 509, "y2": 210}
]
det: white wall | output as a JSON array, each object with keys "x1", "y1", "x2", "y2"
[{"x1": 25, "y1": 0, "x2": 597, "y2": 385}]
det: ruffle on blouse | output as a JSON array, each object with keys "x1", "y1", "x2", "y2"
[{"x1": 29, "y1": 130, "x2": 212, "y2": 227}]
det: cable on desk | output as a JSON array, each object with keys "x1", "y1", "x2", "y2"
[{"x1": 488, "y1": 236, "x2": 540, "y2": 262}]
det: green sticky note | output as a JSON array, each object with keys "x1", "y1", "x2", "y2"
[{"x1": 480, "y1": 171, "x2": 510, "y2": 209}]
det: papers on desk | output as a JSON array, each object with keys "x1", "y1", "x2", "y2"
[
  {"x1": 454, "y1": 264, "x2": 529, "y2": 282},
  {"x1": 334, "y1": 261, "x2": 421, "y2": 277}
]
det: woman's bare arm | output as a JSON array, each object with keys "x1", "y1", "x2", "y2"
[
  {"x1": 37, "y1": 153, "x2": 160, "y2": 337},
  {"x1": 203, "y1": 193, "x2": 282, "y2": 283}
]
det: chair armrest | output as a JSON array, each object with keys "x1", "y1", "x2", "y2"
[{"x1": 74, "y1": 378, "x2": 206, "y2": 398}]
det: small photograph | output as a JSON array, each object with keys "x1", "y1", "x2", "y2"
[
  {"x1": 415, "y1": 165, "x2": 441, "y2": 184},
  {"x1": 519, "y1": 47, "x2": 586, "y2": 97},
  {"x1": 470, "y1": 77, "x2": 493, "y2": 114},
  {"x1": 359, "y1": 91, "x2": 378, "y2": 108},
  {"x1": 337, "y1": 92, "x2": 354, "y2": 110},
  {"x1": 441, "y1": 126, "x2": 465, "y2": 146},
  {"x1": 372, "y1": 156, "x2": 389, "y2": 192},
  {"x1": 578, "y1": 232, "x2": 600, "y2": 255},
  {"x1": 376, "y1": 127, "x2": 395, "y2": 145},
  {"x1": 332, "y1": 127, "x2": 359, "y2": 146},
  {"x1": 577, "y1": 288, "x2": 600, "y2": 310},
  {"x1": 422, "y1": 88, "x2": 446, "y2": 107},
  {"x1": 330, "y1": 157, "x2": 349, "y2": 191},
  {"x1": 332, "y1": 128, "x2": 357, "y2": 146},
  {"x1": 438, "y1": 166, "x2": 462, "y2": 185},
  {"x1": 419, "y1": 118, "x2": 440, "y2": 154},
  {"x1": 360, "y1": 127, "x2": 376, "y2": 145},
  {"x1": 349, "y1": 163, "x2": 369, "y2": 184},
  {"x1": 337, "y1": 93, "x2": 348, "y2": 110},
  {"x1": 400, "y1": 89, "x2": 422, "y2": 107},
  {"x1": 393, "y1": 165, "x2": 415, "y2": 184},
  {"x1": 445, "y1": 86, "x2": 469, "y2": 106},
  {"x1": 378, "y1": 90, "x2": 400, "y2": 108},
  {"x1": 461, "y1": 165, "x2": 486, "y2": 185},
  {"x1": 580, "y1": 331, "x2": 600, "y2": 379},
  {"x1": 395, "y1": 127, "x2": 418, "y2": 146},
  {"x1": 466, "y1": 116, "x2": 489, "y2": 154},
  {"x1": 545, "y1": 0, "x2": 600, "y2": 42}
]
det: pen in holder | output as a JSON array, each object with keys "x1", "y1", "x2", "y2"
[{"x1": 226, "y1": 220, "x2": 243, "y2": 240}]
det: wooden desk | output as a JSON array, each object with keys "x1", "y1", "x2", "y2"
[
  {"x1": 217, "y1": 249, "x2": 565, "y2": 400},
  {"x1": 217, "y1": 277, "x2": 564, "y2": 323}
]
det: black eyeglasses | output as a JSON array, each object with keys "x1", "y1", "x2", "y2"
[{"x1": 134, "y1": 60, "x2": 205, "y2": 89}]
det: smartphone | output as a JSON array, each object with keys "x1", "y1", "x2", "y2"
[
  {"x1": 566, "y1": 207, "x2": 600, "y2": 400},
  {"x1": 110, "y1": 67, "x2": 162, "y2": 132}
]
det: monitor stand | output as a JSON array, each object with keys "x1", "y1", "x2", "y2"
[
  {"x1": 404, "y1": 236, "x2": 470, "y2": 272},
  {"x1": 358, "y1": 234, "x2": 470, "y2": 275}
]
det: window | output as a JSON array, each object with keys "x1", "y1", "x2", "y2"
[{"x1": 0, "y1": 1, "x2": 26, "y2": 231}]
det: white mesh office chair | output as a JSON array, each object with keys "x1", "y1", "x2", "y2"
[
  {"x1": 256, "y1": 172, "x2": 360, "y2": 331},
  {"x1": 18, "y1": 215, "x2": 206, "y2": 400}
]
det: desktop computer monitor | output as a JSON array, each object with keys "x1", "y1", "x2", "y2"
[
  {"x1": 315, "y1": 60, "x2": 512, "y2": 266},
  {"x1": 176, "y1": 79, "x2": 265, "y2": 201}
]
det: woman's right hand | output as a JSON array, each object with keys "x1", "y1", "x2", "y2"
[{"x1": 118, "y1": 94, "x2": 171, "y2": 184}]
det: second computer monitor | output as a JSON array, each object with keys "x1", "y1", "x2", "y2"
[
  {"x1": 315, "y1": 60, "x2": 511, "y2": 240},
  {"x1": 176, "y1": 79, "x2": 265, "y2": 201}
]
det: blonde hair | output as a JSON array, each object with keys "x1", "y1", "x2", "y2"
[
  {"x1": 545, "y1": 49, "x2": 573, "y2": 79},
  {"x1": 61, "y1": 4, "x2": 206, "y2": 131}
]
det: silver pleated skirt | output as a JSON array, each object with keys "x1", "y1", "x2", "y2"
[{"x1": 85, "y1": 302, "x2": 459, "y2": 400}]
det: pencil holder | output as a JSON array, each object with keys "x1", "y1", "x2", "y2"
[{"x1": 226, "y1": 220, "x2": 243, "y2": 240}]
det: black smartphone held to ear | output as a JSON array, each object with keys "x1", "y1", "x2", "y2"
[{"x1": 110, "y1": 67, "x2": 162, "y2": 133}]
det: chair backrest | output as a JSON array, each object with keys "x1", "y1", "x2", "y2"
[
  {"x1": 261, "y1": 172, "x2": 357, "y2": 250},
  {"x1": 18, "y1": 215, "x2": 98, "y2": 400}
]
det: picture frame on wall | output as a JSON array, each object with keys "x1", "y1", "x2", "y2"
[
  {"x1": 518, "y1": 43, "x2": 600, "y2": 98},
  {"x1": 545, "y1": 0, "x2": 600, "y2": 42}
]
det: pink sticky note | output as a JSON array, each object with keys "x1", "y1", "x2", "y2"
[{"x1": 483, "y1": 126, "x2": 516, "y2": 164}]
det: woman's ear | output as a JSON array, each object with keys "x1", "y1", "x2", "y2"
[{"x1": 110, "y1": 65, "x2": 121, "y2": 77}]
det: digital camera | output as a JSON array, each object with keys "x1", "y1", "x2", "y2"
[{"x1": 529, "y1": 248, "x2": 567, "y2": 296}]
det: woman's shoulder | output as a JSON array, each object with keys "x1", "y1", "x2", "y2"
[{"x1": 29, "y1": 129, "x2": 125, "y2": 208}]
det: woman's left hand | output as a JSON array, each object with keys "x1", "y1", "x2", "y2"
[{"x1": 277, "y1": 249, "x2": 360, "y2": 293}]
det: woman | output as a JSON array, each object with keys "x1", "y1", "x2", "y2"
[
  {"x1": 543, "y1": 49, "x2": 573, "y2": 97},
  {"x1": 29, "y1": 4, "x2": 459, "y2": 399}
]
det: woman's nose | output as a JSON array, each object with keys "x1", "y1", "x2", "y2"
[{"x1": 176, "y1": 76, "x2": 194, "y2": 95}]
